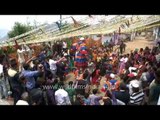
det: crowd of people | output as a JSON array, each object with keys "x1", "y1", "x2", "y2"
[{"x1": 0, "y1": 36, "x2": 160, "y2": 105}]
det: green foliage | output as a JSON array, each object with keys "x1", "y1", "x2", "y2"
[{"x1": 8, "y1": 22, "x2": 33, "y2": 38}]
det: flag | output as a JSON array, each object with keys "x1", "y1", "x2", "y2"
[
  {"x1": 101, "y1": 84, "x2": 108, "y2": 92},
  {"x1": 71, "y1": 16, "x2": 80, "y2": 28}
]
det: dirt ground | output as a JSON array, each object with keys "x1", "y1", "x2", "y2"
[{"x1": 64, "y1": 37, "x2": 155, "y2": 104}]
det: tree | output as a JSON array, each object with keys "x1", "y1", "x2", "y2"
[{"x1": 8, "y1": 22, "x2": 33, "y2": 38}]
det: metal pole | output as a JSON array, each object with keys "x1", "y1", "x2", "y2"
[{"x1": 60, "y1": 15, "x2": 62, "y2": 26}]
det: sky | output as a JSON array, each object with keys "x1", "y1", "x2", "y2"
[
  {"x1": 0, "y1": 15, "x2": 89, "y2": 30},
  {"x1": 0, "y1": 15, "x2": 119, "y2": 31}
]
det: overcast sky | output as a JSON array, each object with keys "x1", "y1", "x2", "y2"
[{"x1": 0, "y1": 15, "x2": 89, "y2": 30}]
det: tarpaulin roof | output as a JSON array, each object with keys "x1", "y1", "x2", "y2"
[{"x1": 1, "y1": 15, "x2": 160, "y2": 46}]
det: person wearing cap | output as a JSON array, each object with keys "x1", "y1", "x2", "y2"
[
  {"x1": 128, "y1": 79, "x2": 141, "y2": 95},
  {"x1": 16, "y1": 92, "x2": 29, "y2": 105},
  {"x1": 129, "y1": 82, "x2": 144, "y2": 105},
  {"x1": 105, "y1": 73, "x2": 120, "y2": 91},
  {"x1": 74, "y1": 37, "x2": 88, "y2": 71}
]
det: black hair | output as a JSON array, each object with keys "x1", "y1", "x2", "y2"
[
  {"x1": 103, "y1": 98, "x2": 112, "y2": 105},
  {"x1": 23, "y1": 63, "x2": 30, "y2": 70},
  {"x1": 21, "y1": 92, "x2": 29, "y2": 101},
  {"x1": 132, "y1": 87, "x2": 139, "y2": 93},
  {"x1": 58, "y1": 81, "x2": 64, "y2": 89},
  {"x1": 92, "y1": 89, "x2": 98, "y2": 94},
  {"x1": 68, "y1": 81, "x2": 73, "y2": 86},
  {"x1": 0, "y1": 57, "x2": 3, "y2": 64},
  {"x1": 83, "y1": 70, "x2": 89, "y2": 79},
  {"x1": 155, "y1": 68, "x2": 160, "y2": 78},
  {"x1": 10, "y1": 59, "x2": 17, "y2": 68},
  {"x1": 143, "y1": 68, "x2": 148, "y2": 72},
  {"x1": 119, "y1": 82, "x2": 127, "y2": 90},
  {"x1": 19, "y1": 75, "x2": 25, "y2": 82},
  {"x1": 38, "y1": 72, "x2": 44, "y2": 77},
  {"x1": 84, "y1": 93, "x2": 90, "y2": 99},
  {"x1": 106, "y1": 90, "x2": 112, "y2": 99}
]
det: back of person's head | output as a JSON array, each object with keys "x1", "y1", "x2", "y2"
[
  {"x1": 155, "y1": 68, "x2": 160, "y2": 78},
  {"x1": 143, "y1": 68, "x2": 148, "y2": 72},
  {"x1": 120, "y1": 82, "x2": 127, "y2": 90},
  {"x1": 92, "y1": 89, "x2": 98, "y2": 94},
  {"x1": 106, "y1": 90, "x2": 112, "y2": 98},
  {"x1": 103, "y1": 97, "x2": 112, "y2": 105},
  {"x1": 48, "y1": 55, "x2": 53, "y2": 59},
  {"x1": 132, "y1": 87, "x2": 139, "y2": 93},
  {"x1": 68, "y1": 81, "x2": 73, "y2": 86},
  {"x1": 29, "y1": 88, "x2": 43, "y2": 105},
  {"x1": 155, "y1": 68, "x2": 160, "y2": 84},
  {"x1": 84, "y1": 93, "x2": 90, "y2": 99},
  {"x1": 21, "y1": 92, "x2": 29, "y2": 101},
  {"x1": 58, "y1": 81, "x2": 64, "y2": 89},
  {"x1": 38, "y1": 72, "x2": 44, "y2": 77},
  {"x1": 19, "y1": 74, "x2": 26, "y2": 82},
  {"x1": 10, "y1": 58, "x2": 17, "y2": 68},
  {"x1": 0, "y1": 57, "x2": 3, "y2": 64},
  {"x1": 140, "y1": 48, "x2": 143, "y2": 52},
  {"x1": 23, "y1": 63, "x2": 30, "y2": 70},
  {"x1": 83, "y1": 70, "x2": 89, "y2": 79},
  {"x1": 53, "y1": 78, "x2": 58, "y2": 85}
]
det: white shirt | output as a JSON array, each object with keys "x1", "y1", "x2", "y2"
[
  {"x1": 17, "y1": 49, "x2": 25, "y2": 63},
  {"x1": 0, "y1": 64, "x2": 3, "y2": 74},
  {"x1": 55, "y1": 89, "x2": 71, "y2": 105},
  {"x1": 16, "y1": 100, "x2": 29, "y2": 105},
  {"x1": 24, "y1": 44, "x2": 30, "y2": 51},
  {"x1": 129, "y1": 67, "x2": 137, "y2": 73},
  {"x1": 63, "y1": 42, "x2": 67, "y2": 49},
  {"x1": 49, "y1": 59, "x2": 57, "y2": 71}
]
